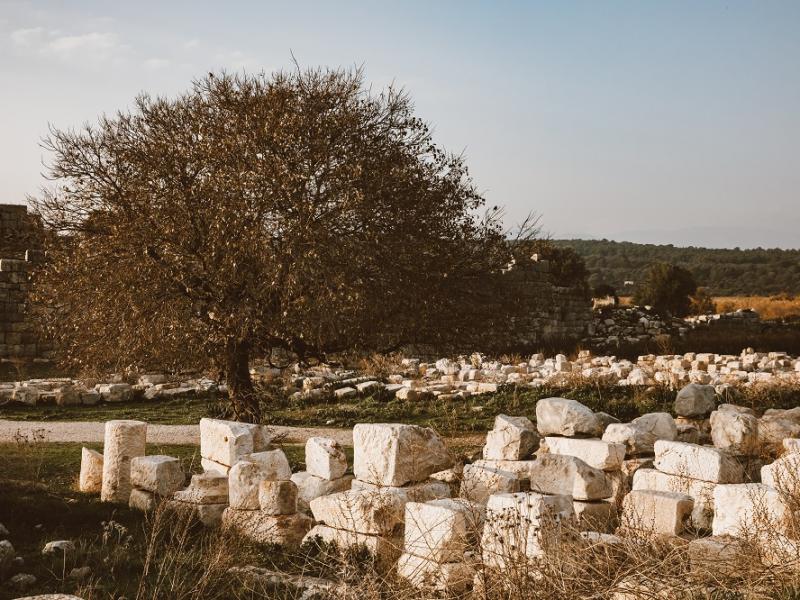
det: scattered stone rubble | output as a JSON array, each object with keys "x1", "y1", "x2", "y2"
[{"x1": 62, "y1": 379, "x2": 800, "y2": 595}]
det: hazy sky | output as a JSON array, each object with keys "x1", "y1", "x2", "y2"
[{"x1": 1, "y1": 1, "x2": 799, "y2": 248}]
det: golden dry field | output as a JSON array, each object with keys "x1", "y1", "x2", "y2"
[{"x1": 618, "y1": 295, "x2": 800, "y2": 320}]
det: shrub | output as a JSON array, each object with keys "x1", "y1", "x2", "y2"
[{"x1": 634, "y1": 262, "x2": 697, "y2": 317}]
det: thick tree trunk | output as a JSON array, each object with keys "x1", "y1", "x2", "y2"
[{"x1": 225, "y1": 339, "x2": 260, "y2": 423}]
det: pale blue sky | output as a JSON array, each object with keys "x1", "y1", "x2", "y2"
[{"x1": 1, "y1": 1, "x2": 798, "y2": 248}]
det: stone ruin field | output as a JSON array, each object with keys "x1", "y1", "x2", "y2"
[{"x1": 3, "y1": 351, "x2": 800, "y2": 599}]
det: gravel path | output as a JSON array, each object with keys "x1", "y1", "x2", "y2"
[{"x1": 0, "y1": 420, "x2": 354, "y2": 446}]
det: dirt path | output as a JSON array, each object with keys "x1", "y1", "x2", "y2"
[{"x1": 0, "y1": 419, "x2": 484, "y2": 448}]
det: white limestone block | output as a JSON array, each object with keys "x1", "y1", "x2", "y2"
[
  {"x1": 79, "y1": 447, "x2": 103, "y2": 493},
  {"x1": 654, "y1": 440, "x2": 744, "y2": 484},
  {"x1": 228, "y1": 450, "x2": 290, "y2": 510},
  {"x1": 350, "y1": 479, "x2": 451, "y2": 504},
  {"x1": 529, "y1": 454, "x2": 611, "y2": 500},
  {"x1": 130, "y1": 455, "x2": 184, "y2": 497},
  {"x1": 290, "y1": 471, "x2": 353, "y2": 511},
  {"x1": 535, "y1": 397, "x2": 602, "y2": 437},
  {"x1": 632, "y1": 468, "x2": 716, "y2": 531},
  {"x1": 674, "y1": 384, "x2": 716, "y2": 418},
  {"x1": 710, "y1": 409, "x2": 759, "y2": 456},
  {"x1": 602, "y1": 413, "x2": 677, "y2": 455},
  {"x1": 309, "y1": 489, "x2": 405, "y2": 535},
  {"x1": 306, "y1": 437, "x2": 347, "y2": 480},
  {"x1": 353, "y1": 423, "x2": 453, "y2": 487},
  {"x1": 712, "y1": 483, "x2": 792, "y2": 537},
  {"x1": 542, "y1": 437, "x2": 625, "y2": 471},
  {"x1": 173, "y1": 472, "x2": 229, "y2": 504},
  {"x1": 404, "y1": 499, "x2": 484, "y2": 562},
  {"x1": 482, "y1": 414, "x2": 538, "y2": 461},
  {"x1": 396, "y1": 553, "x2": 474, "y2": 594},
  {"x1": 221, "y1": 508, "x2": 312, "y2": 548},
  {"x1": 761, "y1": 453, "x2": 800, "y2": 494},
  {"x1": 621, "y1": 489, "x2": 693, "y2": 536},
  {"x1": 258, "y1": 480, "x2": 298, "y2": 515},
  {"x1": 460, "y1": 464, "x2": 520, "y2": 504},
  {"x1": 100, "y1": 420, "x2": 146, "y2": 504},
  {"x1": 199, "y1": 418, "x2": 270, "y2": 467}
]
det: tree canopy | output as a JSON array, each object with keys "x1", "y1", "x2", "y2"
[
  {"x1": 634, "y1": 262, "x2": 698, "y2": 317},
  {"x1": 32, "y1": 68, "x2": 518, "y2": 421}
]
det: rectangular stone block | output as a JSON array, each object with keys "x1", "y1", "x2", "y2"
[
  {"x1": 310, "y1": 489, "x2": 405, "y2": 535},
  {"x1": 529, "y1": 454, "x2": 611, "y2": 500},
  {"x1": 302, "y1": 524, "x2": 402, "y2": 568},
  {"x1": 173, "y1": 472, "x2": 229, "y2": 504},
  {"x1": 712, "y1": 483, "x2": 792, "y2": 537},
  {"x1": 482, "y1": 414, "x2": 538, "y2": 461},
  {"x1": 460, "y1": 464, "x2": 519, "y2": 504},
  {"x1": 621, "y1": 489, "x2": 693, "y2": 536},
  {"x1": 404, "y1": 498, "x2": 484, "y2": 562},
  {"x1": 259, "y1": 480, "x2": 298, "y2": 515},
  {"x1": 130, "y1": 455, "x2": 185, "y2": 497},
  {"x1": 199, "y1": 418, "x2": 270, "y2": 467},
  {"x1": 654, "y1": 440, "x2": 744, "y2": 484},
  {"x1": 632, "y1": 468, "x2": 716, "y2": 531},
  {"x1": 542, "y1": 437, "x2": 626, "y2": 471},
  {"x1": 306, "y1": 437, "x2": 348, "y2": 480},
  {"x1": 290, "y1": 471, "x2": 353, "y2": 511},
  {"x1": 221, "y1": 508, "x2": 312, "y2": 548}
]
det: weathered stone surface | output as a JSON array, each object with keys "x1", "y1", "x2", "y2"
[
  {"x1": 129, "y1": 488, "x2": 157, "y2": 512},
  {"x1": 712, "y1": 483, "x2": 792, "y2": 537},
  {"x1": 654, "y1": 440, "x2": 744, "y2": 484},
  {"x1": 353, "y1": 423, "x2": 453, "y2": 487},
  {"x1": 228, "y1": 452, "x2": 290, "y2": 510},
  {"x1": 622, "y1": 490, "x2": 693, "y2": 536},
  {"x1": 759, "y1": 408, "x2": 800, "y2": 452},
  {"x1": 710, "y1": 409, "x2": 759, "y2": 456},
  {"x1": 396, "y1": 553, "x2": 474, "y2": 593},
  {"x1": 460, "y1": 464, "x2": 520, "y2": 503},
  {"x1": 674, "y1": 384, "x2": 716, "y2": 418},
  {"x1": 482, "y1": 414, "x2": 538, "y2": 461},
  {"x1": 221, "y1": 508, "x2": 312, "y2": 548},
  {"x1": 480, "y1": 492, "x2": 574, "y2": 568},
  {"x1": 302, "y1": 525, "x2": 402, "y2": 567},
  {"x1": 258, "y1": 480, "x2": 298, "y2": 515},
  {"x1": 310, "y1": 489, "x2": 405, "y2": 535},
  {"x1": 529, "y1": 454, "x2": 611, "y2": 500},
  {"x1": 306, "y1": 437, "x2": 347, "y2": 480},
  {"x1": 98, "y1": 383, "x2": 133, "y2": 403},
  {"x1": 761, "y1": 453, "x2": 800, "y2": 494},
  {"x1": 541, "y1": 437, "x2": 625, "y2": 471},
  {"x1": 201, "y1": 457, "x2": 230, "y2": 475},
  {"x1": 535, "y1": 397, "x2": 601, "y2": 437},
  {"x1": 130, "y1": 455, "x2": 184, "y2": 497},
  {"x1": 199, "y1": 418, "x2": 270, "y2": 467},
  {"x1": 290, "y1": 471, "x2": 353, "y2": 511},
  {"x1": 173, "y1": 472, "x2": 229, "y2": 504},
  {"x1": 573, "y1": 500, "x2": 617, "y2": 532},
  {"x1": 471, "y1": 459, "x2": 536, "y2": 482},
  {"x1": 100, "y1": 419, "x2": 146, "y2": 504},
  {"x1": 79, "y1": 447, "x2": 103, "y2": 493},
  {"x1": 602, "y1": 413, "x2": 677, "y2": 455},
  {"x1": 632, "y1": 468, "x2": 716, "y2": 531},
  {"x1": 404, "y1": 499, "x2": 484, "y2": 562}
]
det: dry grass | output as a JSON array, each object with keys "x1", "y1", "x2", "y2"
[{"x1": 715, "y1": 295, "x2": 800, "y2": 321}]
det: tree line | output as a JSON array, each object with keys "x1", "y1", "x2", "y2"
[{"x1": 553, "y1": 239, "x2": 800, "y2": 296}]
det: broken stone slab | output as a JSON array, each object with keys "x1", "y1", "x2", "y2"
[
  {"x1": 674, "y1": 383, "x2": 716, "y2": 418},
  {"x1": 309, "y1": 489, "x2": 405, "y2": 535},
  {"x1": 79, "y1": 447, "x2": 103, "y2": 494},
  {"x1": 201, "y1": 457, "x2": 230, "y2": 475},
  {"x1": 712, "y1": 483, "x2": 792, "y2": 537},
  {"x1": 130, "y1": 455, "x2": 184, "y2": 497},
  {"x1": 535, "y1": 397, "x2": 602, "y2": 437},
  {"x1": 621, "y1": 490, "x2": 693, "y2": 536},
  {"x1": 290, "y1": 471, "x2": 353, "y2": 512},
  {"x1": 529, "y1": 454, "x2": 612, "y2": 500},
  {"x1": 221, "y1": 508, "x2": 312, "y2": 548},
  {"x1": 654, "y1": 440, "x2": 744, "y2": 484},
  {"x1": 98, "y1": 383, "x2": 133, "y2": 403},
  {"x1": 404, "y1": 498, "x2": 485, "y2": 562},
  {"x1": 541, "y1": 437, "x2": 625, "y2": 471},
  {"x1": 302, "y1": 524, "x2": 402, "y2": 568},
  {"x1": 100, "y1": 420, "x2": 146, "y2": 504},
  {"x1": 482, "y1": 414, "x2": 539, "y2": 461},
  {"x1": 173, "y1": 472, "x2": 229, "y2": 504},
  {"x1": 258, "y1": 480, "x2": 298, "y2": 515},
  {"x1": 305, "y1": 437, "x2": 347, "y2": 481},
  {"x1": 396, "y1": 553, "x2": 474, "y2": 594},
  {"x1": 352, "y1": 423, "x2": 453, "y2": 487},
  {"x1": 602, "y1": 413, "x2": 677, "y2": 456},
  {"x1": 460, "y1": 464, "x2": 520, "y2": 504},
  {"x1": 470, "y1": 459, "x2": 536, "y2": 486},
  {"x1": 199, "y1": 418, "x2": 270, "y2": 468},
  {"x1": 228, "y1": 451, "x2": 291, "y2": 510},
  {"x1": 710, "y1": 409, "x2": 759, "y2": 456},
  {"x1": 632, "y1": 468, "x2": 716, "y2": 531},
  {"x1": 350, "y1": 478, "x2": 451, "y2": 503}
]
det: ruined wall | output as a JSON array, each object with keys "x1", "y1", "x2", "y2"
[{"x1": 0, "y1": 204, "x2": 49, "y2": 359}]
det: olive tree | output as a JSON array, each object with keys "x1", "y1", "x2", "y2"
[{"x1": 32, "y1": 68, "x2": 517, "y2": 421}]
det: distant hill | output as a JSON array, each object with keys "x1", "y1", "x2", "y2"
[{"x1": 552, "y1": 239, "x2": 800, "y2": 296}]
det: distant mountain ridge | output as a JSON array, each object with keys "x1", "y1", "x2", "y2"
[{"x1": 552, "y1": 239, "x2": 800, "y2": 296}]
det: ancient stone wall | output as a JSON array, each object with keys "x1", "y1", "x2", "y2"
[{"x1": 0, "y1": 204, "x2": 48, "y2": 359}]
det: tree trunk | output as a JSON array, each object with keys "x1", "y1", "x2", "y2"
[{"x1": 225, "y1": 339, "x2": 260, "y2": 423}]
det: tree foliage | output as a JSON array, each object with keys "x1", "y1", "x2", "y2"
[
  {"x1": 633, "y1": 262, "x2": 698, "y2": 317},
  {"x1": 31, "y1": 68, "x2": 521, "y2": 421}
]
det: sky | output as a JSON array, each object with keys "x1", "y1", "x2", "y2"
[{"x1": 1, "y1": 1, "x2": 799, "y2": 249}]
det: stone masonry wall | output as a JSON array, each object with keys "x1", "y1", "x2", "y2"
[{"x1": 0, "y1": 204, "x2": 48, "y2": 359}]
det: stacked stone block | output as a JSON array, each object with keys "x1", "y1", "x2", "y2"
[
  {"x1": 129, "y1": 455, "x2": 185, "y2": 511},
  {"x1": 304, "y1": 423, "x2": 453, "y2": 565},
  {"x1": 291, "y1": 437, "x2": 354, "y2": 511}
]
